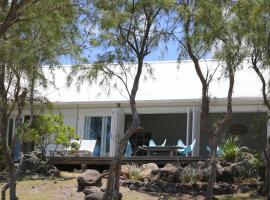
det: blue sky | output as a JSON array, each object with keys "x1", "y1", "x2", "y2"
[{"x1": 59, "y1": 38, "x2": 180, "y2": 65}]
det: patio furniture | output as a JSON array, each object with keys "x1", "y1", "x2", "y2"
[
  {"x1": 206, "y1": 145, "x2": 224, "y2": 156},
  {"x1": 138, "y1": 146, "x2": 181, "y2": 156},
  {"x1": 148, "y1": 139, "x2": 167, "y2": 147},
  {"x1": 50, "y1": 139, "x2": 96, "y2": 157},
  {"x1": 177, "y1": 139, "x2": 196, "y2": 155},
  {"x1": 149, "y1": 139, "x2": 156, "y2": 147}
]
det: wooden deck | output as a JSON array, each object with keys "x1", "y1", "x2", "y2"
[{"x1": 49, "y1": 156, "x2": 208, "y2": 167}]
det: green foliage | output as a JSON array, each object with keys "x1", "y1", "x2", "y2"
[
  {"x1": 177, "y1": 0, "x2": 224, "y2": 60},
  {"x1": 70, "y1": 142, "x2": 80, "y2": 151},
  {"x1": 68, "y1": 0, "x2": 175, "y2": 95},
  {"x1": 251, "y1": 153, "x2": 265, "y2": 180},
  {"x1": 0, "y1": 0, "x2": 82, "y2": 119},
  {"x1": 179, "y1": 167, "x2": 203, "y2": 184},
  {"x1": 220, "y1": 136, "x2": 242, "y2": 162},
  {"x1": 19, "y1": 114, "x2": 79, "y2": 158},
  {"x1": 128, "y1": 163, "x2": 141, "y2": 181}
]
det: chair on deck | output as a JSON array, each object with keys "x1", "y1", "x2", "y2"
[
  {"x1": 124, "y1": 141, "x2": 132, "y2": 157},
  {"x1": 206, "y1": 145, "x2": 224, "y2": 156},
  {"x1": 149, "y1": 139, "x2": 156, "y2": 147},
  {"x1": 70, "y1": 139, "x2": 96, "y2": 156},
  {"x1": 177, "y1": 139, "x2": 196, "y2": 155},
  {"x1": 149, "y1": 139, "x2": 167, "y2": 147}
]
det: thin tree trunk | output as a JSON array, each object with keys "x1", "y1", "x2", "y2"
[
  {"x1": 103, "y1": 126, "x2": 142, "y2": 200},
  {"x1": 0, "y1": 127, "x2": 18, "y2": 200},
  {"x1": 251, "y1": 58, "x2": 270, "y2": 198},
  {"x1": 266, "y1": 152, "x2": 270, "y2": 199},
  {"x1": 206, "y1": 61, "x2": 234, "y2": 200},
  {"x1": 206, "y1": 132, "x2": 218, "y2": 199},
  {"x1": 103, "y1": 157, "x2": 122, "y2": 200},
  {"x1": 0, "y1": 66, "x2": 18, "y2": 200},
  {"x1": 1, "y1": 182, "x2": 9, "y2": 200},
  {"x1": 103, "y1": 57, "x2": 144, "y2": 200}
]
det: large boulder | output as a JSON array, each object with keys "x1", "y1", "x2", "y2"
[
  {"x1": 77, "y1": 169, "x2": 102, "y2": 191},
  {"x1": 139, "y1": 163, "x2": 159, "y2": 180},
  {"x1": 217, "y1": 166, "x2": 234, "y2": 182},
  {"x1": 85, "y1": 192, "x2": 122, "y2": 200},
  {"x1": 85, "y1": 192, "x2": 104, "y2": 200},
  {"x1": 20, "y1": 154, "x2": 39, "y2": 172},
  {"x1": 17, "y1": 151, "x2": 59, "y2": 177},
  {"x1": 121, "y1": 165, "x2": 130, "y2": 179},
  {"x1": 150, "y1": 163, "x2": 182, "y2": 182},
  {"x1": 141, "y1": 163, "x2": 159, "y2": 170},
  {"x1": 139, "y1": 168, "x2": 152, "y2": 180}
]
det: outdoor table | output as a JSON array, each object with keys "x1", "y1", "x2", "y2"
[{"x1": 137, "y1": 146, "x2": 182, "y2": 157}]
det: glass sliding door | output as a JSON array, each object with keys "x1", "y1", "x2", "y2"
[
  {"x1": 84, "y1": 116, "x2": 111, "y2": 157},
  {"x1": 101, "y1": 117, "x2": 111, "y2": 156}
]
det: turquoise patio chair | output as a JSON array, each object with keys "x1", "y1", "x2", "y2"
[
  {"x1": 124, "y1": 141, "x2": 132, "y2": 157},
  {"x1": 161, "y1": 139, "x2": 167, "y2": 147},
  {"x1": 149, "y1": 139, "x2": 156, "y2": 147},
  {"x1": 177, "y1": 139, "x2": 196, "y2": 155},
  {"x1": 177, "y1": 139, "x2": 186, "y2": 148},
  {"x1": 149, "y1": 139, "x2": 167, "y2": 147},
  {"x1": 206, "y1": 145, "x2": 224, "y2": 156}
]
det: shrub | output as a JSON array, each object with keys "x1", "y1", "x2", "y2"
[
  {"x1": 128, "y1": 163, "x2": 141, "y2": 181},
  {"x1": 220, "y1": 135, "x2": 242, "y2": 162},
  {"x1": 180, "y1": 167, "x2": 203, "y2": 184},
  {"x1": 18, "y1": 114, "x2": 80, "y2": 160},
  {"x1": 70, "y1": 142, "x2": 80, "y2": 151},
  {"x1": 70, "y1": 142, "x2": 80, "y2": 154},
  {"x1": 249, "y1": 153, "x2": 265, "y2": 180}
]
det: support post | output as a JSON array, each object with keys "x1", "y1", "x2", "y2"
[
  {"x1": 109, "y1": 108, "x2": 125, "y2": 157},
  {"x1": 186, "y1": 108, "x2": 193, "y2": 146},
  {"x1": 192, "y1": 107, "x2": 201, "y2": 156}
]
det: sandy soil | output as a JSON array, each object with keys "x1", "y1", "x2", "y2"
[{"x1": 0, "y1": 172, "x2": 264, "y2": 200}]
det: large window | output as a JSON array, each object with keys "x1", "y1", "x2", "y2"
[{"x1": 84, "y1": 116, "x2": 111, "y2": 157}]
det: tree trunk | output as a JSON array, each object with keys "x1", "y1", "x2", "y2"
[
  {"x1": 206, "y1": 60, "x2": 234, "y2": 200},
  {"x1": 103, "y1": 126, "x2": 141, "y2": 200},
  {"x1": 265, "y1": 134, "x2": 270, "y2": 199},
  {"x1": 206, "y1": 134, "x2": 217, "y2": 200},
  {"x1": 103, "y1": 157, "x2": 122, "y2": 200},
  {"x1": 0, "y1": 126, "x2": 18, "y2": 200},
  {"x1": 0, "y1": 65, "x2": 18, "y2": 200},
  {"x1": 251, "y1": 59, "x2": 270, "y2": 198},
  {"x1": 266, "y1": 158, "x2": 270, "y2": 200},
  {"x1": 1, "y1": 182, "x2": 9, "y2": 200}
]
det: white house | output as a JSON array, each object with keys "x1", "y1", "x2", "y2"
[{"x1": 8, "y1": 60, "x2": 270, "y2": 157}]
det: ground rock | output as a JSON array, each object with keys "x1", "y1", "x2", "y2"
[
  {"x1": 84, "y1": 192, "x2": 104, "y2": 200},
  {"x1": 121, "y1": 165, "x2": 130, "y2": 178},
  {"x1": 18, "y1": 152, "x2": 59, "y2": 177},
  {"x1": 139, "y1": 168, "x2": 152, "y2": 179},
  {"x1": 77, "y1": 169, "x2": 102, "y2": 191},
  {"x1": 85, "y1": 191, "x2": 122, "y2": 200},
  {"x1": 141, "y1": 163, "x2": 159, "y2": 170},
  {"x1": 150, "y1": 163, "x2": 181, "y2": 182},
  {"x1": 237, "y1": 185, "x2": 250, "y2": 193},
  {"x1": 139, "y1": 163, "x2": 159, "y2": 179},
  {"x1": 20, "y1": 154, "x2": 39, "y2": 172},
  {"x1": 217, "y1": 166, "x2": 234, "y2": 182}
]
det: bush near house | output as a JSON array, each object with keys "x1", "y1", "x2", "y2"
[
  {"x1": 18, "y1": 114, "x2": 80, "y2": 160},
  {"x1": 220, "y1": 135, "x2": 242, "y2": 162}
]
